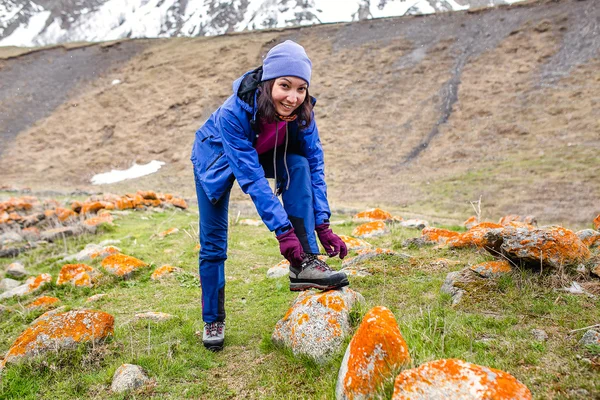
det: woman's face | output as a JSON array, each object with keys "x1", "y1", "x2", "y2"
[{"x1": 271, "y1": 76, "x2": 308, "y2": 116}]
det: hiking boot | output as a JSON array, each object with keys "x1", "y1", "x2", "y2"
[
  {"x1": 203, "y1": 321, "x2": 225, "y2": 351},
  {"x1": 289, "y1": 254, "x2": 349, "y2": 291}
]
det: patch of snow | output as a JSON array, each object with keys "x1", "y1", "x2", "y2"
[
  {"x1": 112, "y1": 79, "x2": 121, "y2": 85},
  {"x1": 0, "y1": 10, "x2": 51, "y2": 47},
  {"x1": 91, "y1": 160, "x2": 166, "y2": 185}
]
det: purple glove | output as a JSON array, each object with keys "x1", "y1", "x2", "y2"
[
  {"x1": 276, "y1": 228, "x2": 304, "y2": 266},
  {"x1": 315, "y1": 223, "x2": 348, "y2": 259}
]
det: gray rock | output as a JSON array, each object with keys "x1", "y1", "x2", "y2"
[
  {"x1": 579, "y1": 330, "x2": 600, "y2": 346},
  {"x1": 133, "y1": 312, "x2": 175, "y2": 323},
  {"x1": 531, "y1": 329, "x2": 548, "y2": 341},
  {"x1": 0, "y1": 278, "x2": 21, "y2": 292},
  {"x1": 399, "y1": 219, "x2": 429, "y2": 229},
  {"x1": 111, "y1": 364, "x2": 149, "y2": 393},
  {"x1": 6, "y1": 262, "x2": 28, "y2": 278},
  {"x1": 267, "y1": 260, "x2": 290, "y2": 279},
  {"x1": 40, "y1": 226, "x2": 81, "y2": 242},
  {"x1": 0, "y1": 231, "x2": 24, "y2": 245}
]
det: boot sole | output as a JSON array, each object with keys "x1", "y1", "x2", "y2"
[
  {"x1": 289, "y1": 278, "x2": 349, "y2": 292},
  {"x1": 203, "y1": 341, "x2": 224, "y2": 352}
]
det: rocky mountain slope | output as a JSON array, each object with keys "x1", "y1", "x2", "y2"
[
  {"x1": 0, "y1": 0, "x2": 522, "y2": 47},
  {"x1": 0, "y1": 0, "x2": 598, "y2": 226}
]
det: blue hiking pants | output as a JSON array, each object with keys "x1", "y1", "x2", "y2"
[{"x1": 194, "y1": 152, "x2": 320, "y2": 323}]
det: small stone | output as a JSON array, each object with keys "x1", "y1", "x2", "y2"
[
  {"x1": 101, "y1": 254, "x2": 149, "y2": 278},
  {"x1": 267, "y1": 260, "x2": 290, "y2": 279},
  {"x1": 338, "y1": 235, "x2": 372, "y2": 251},
  {"x1": 0, "y1": 278, "x2": 21, "y2": 292},
  {"x1": 579, "y1": 330, "x2": 600, "y2": 346},
  {"x1": 158, "y1": 227, "x2": 179, "y2": 238},
  {"x1": 86, "y1": 293, "x2": 108, "y2": 303},
  {"x1": 576, "y1": 229, "x2": 600, "y2": 247},
  {"x1": 134, "y1": 312, "x2": 174, "y2": 323},
  {"x1": 0, "y1": 231, "x2": 23, "y2": 245},
  {"x1": 340, "y1": 267, "x2": 372, "y2": 277},
  {"x1": 111, "y1": 364, "x2": 149, "y2": 393},
  {"x1": 399, "y1": 219, "x2": 429, "y2": 229},
  {"x1": 150, "y1": 265, "x2": 184, "y2": 280},
  {"x1": 440, "y1": 268, "x2": 481, "y2": 305},
  {"x1": 0, "y1": 273, "x2": 52, "y2": 300},
  {"x1": 352, "y1": 208, "x2": 395, "y2": 222},
  {"x1": 56, "y1": 264, "x2": 101, "y2": 287},
  {"x1": 6, "y1": 262, "x2": 28, "y2": 278},
  {"x1": 25, "y1": 296, "x2": 61, "y2": 311},
  {"x1": 469, "y1": 260, "x2": 512, "y2": 278},
  {"x1": 531, "y1": 329, "x2": 548, "y2": 341}
]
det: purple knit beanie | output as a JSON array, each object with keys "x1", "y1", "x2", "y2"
[{"x1": 261, "y1": 40, "x2": 312, "y2": 86}]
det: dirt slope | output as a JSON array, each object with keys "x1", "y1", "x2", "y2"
[{"x1": 0, "y1": 0, "x2": 598, "y2": 226}]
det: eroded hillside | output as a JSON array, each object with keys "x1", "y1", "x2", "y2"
[{"x1": 0, "y1": 0, "x2": 598, "y2": 226}]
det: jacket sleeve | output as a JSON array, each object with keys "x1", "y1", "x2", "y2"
[
  {"x1": 299, "y1": 117, "x2": 331, "y2": 226},
  {"x1": 218, "y1": 109, "x2": 291, "y2": 233}
]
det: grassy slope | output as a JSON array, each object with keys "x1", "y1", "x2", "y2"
[{"x1": 0, "y1": 206, "x2": 598, "y2": 399}]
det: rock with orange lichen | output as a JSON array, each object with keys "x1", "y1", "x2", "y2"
[
  {"x1": 25, "y1": 296, "x2": 61, "y2": 311},
  {"x1": 115, "y1": 197, "x2": 135, "y2": 210},
  {"x1": 404, "y1": 227, "x2": 461, "y2": 247},
  {"x1": 448, "y1": 222, "x2": 504, "y2": 250},
  {"x1": 392, "y1": 358, "x2": 531, "y2": 399},
  {"x1": 55, "y1": 207, "x2": 77, "y2": 222},
  {"x1": 353, "y1": 208, "x2": 395, "y2": 222},
  {"x1": 576, "y1": 229, "x2": 600, "y2": 248},
  {"x1": 83, "y1": 213, "x2": 114, "y2": 227},
  {"x1": 90, "y1": 246, "x2": 121, "y2": 260},
  {"x1": 499, "y1": 214, "x2": 537, "y2": 226},
  {"x1": 342, "y1": 248, "x2": 410, "y2": 269},
  {"x1": 151, "y1": 265, "x2": 184, "y2": 280},
  {"x1": 469, "y1": 260, "x2": 512, "y2": 279},
  {"x1": 57, "y1": 264, "x2": 101, "y2": 287},
  {"x1": 336, "y1": 306, "x2": 411, "y2": 400},
  {"x1": 168, "y1": 197, "x2": 188, "y2": 209},
  {"x1": 594, "y1": 215, "x2": 600, "y2": 230},
  {"x1": 464, "y1": 216, "x2": 479, "y2": 230},
  {"x1": 137, "y1": 190, "x2": 158, "y2": 200},
  {"x1": 352, "y1": 221, "x2": 387, "y2": 238},
  {"x1": 272, "y1": 287, "x2": 365, "y2": 363},
  {"x1": 500, "y1": 226, "x2": 590, "y2": 270},
  {"x1": 102, "y1": 254, "x2": 149, "y2": 278},
  {"x1": 158, "y1": 227, "x2": 179, "y2": 238},
  {"x1": 1, "y1": 309, "x2": 114, "y2": 369},
  {"x1": 6, "y1": 262, "x2": 29, "y2": 278},
  {"x1": 267, "y1": 257, "x2": 327, "y2": 279},
  {"x1": 399, "y1": 219, "x2": 429, "y2": 229},
  {"x1": 21, "y1": 227, "x2": 41, "y2": 241},
  {"x1": 0, "y1": 273, "x2": 52, "y2": 300},
  {"x1": 338, "y1": 235, "x2": 372, "y2": 251},
  {"x1": 579, "y1": 330, "x2": 600, "y2": 347}
]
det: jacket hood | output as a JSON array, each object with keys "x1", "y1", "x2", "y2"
[{"x1": 233, "y1": 67, "x2": 263, "y2": 114}]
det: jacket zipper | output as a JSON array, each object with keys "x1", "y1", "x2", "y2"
[{"x1": 206, "y1": 152, "x2": 224, "y2": 170}]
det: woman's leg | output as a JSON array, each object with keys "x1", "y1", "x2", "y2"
[
  {"x1": 194, "y1": 172, "x2": 229, "y2": 324},
  {"x1": 259, "y1": 151, "x2": 320, "y2": 254}
]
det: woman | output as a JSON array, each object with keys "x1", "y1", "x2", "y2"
[{"x1": 191, "y1": 40, "x2": 348, "y2": 351}]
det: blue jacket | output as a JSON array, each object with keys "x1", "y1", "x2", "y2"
[{"x1": 190, "y1": 67, "x2": 331, "y2": 234}]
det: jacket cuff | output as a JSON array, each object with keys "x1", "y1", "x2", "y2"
[{"x1": 275, "y1": 224, "x2": 293, "y2": 236}]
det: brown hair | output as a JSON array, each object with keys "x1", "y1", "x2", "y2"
[{"x1": 257, "y1": 79, "x2": 313, "y2": 128}]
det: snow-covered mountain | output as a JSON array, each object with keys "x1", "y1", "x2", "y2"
[{"x1": 0, "y1": 0, "x2": 526, "y2": 47}]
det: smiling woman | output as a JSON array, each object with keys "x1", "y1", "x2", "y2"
[{"x1": 190, "y1": 40, "x2": 349, "y2": 351}]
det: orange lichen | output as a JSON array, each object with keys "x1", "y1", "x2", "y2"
[
  {"x1": 71, "y1": 200, "x2": 83, "y2": 213},
  {"x1": 90, "y1": 246, "x2": 120, "y2": 259},
  {"x1": 137, "y1": 190, "x2": 158, "y2": 200},
  {"x1": 297, "y1": 313, "x2": 309, "y2": 325},
  {"x1": 352, "y1": 221, "x2": 386, "y2": 237},
  {"x1": 463, "y1": 216, "x2": 478, "y2": 229},
  {"x1": 341, "y1": 306, "x2": 410, "y2": 399},
  {"x1": 356, "y1": 247, "x2": 394, "y2": 256},
  {"x1": 44, "y1": 209, "x2": 56, "y2": 218},
  {"x1": 470, "y1": 260, "x2": 512, "y2": 277},
  {"x1": 3, "y1": 310, "x2": 114, "y2": 365},
  {"x1": 115, "y1": 197, "x2": 135, "y2": 210},
  {"x1": 169, "y1": 198, "x2": 188, "y2": 209},
  {"x1": 142, "y1": 199, "x2": 162, "y2": 207},
  {"x1": 594, "y1": 215, "x2": 600, "y2": 231},
  {"x1": 194, "y1": 243, "x2": 201, "y2": 251},
  {"x1": 26, "y1": 296, "x2": 60, "y2": 310},
  {"x1": 353, "y1": 208, "x2": 393, "y2": 221},
  {"x1": 499, "y1": 215, "x2": 536, "y2": 226},
  {"x1": 102, "y1": 254, "x2": 149, "y2": 277},
  {"x1": 28, "y1": 273, "x2": 52, "y2": 292},
  {"x1": 158, "y1": 227, "x2": 179, "y2": 238},
  {"x1": 316, "y1": 292, "x2": 345, "y2": 312},
  {"x1": 83, "y1": 213, "x2": 114, "y2": 227},
  {"x1": 421, "y1": 227, "x2": 461, "y2": 245},
  {"x1": 338, "y1": 235, "x2": 372, "y2": 250},
  {"x1": 80, "y1": 201, "x2": 114, "y2": 215},
  {"x1": 392, "y1": 358, "x2": 532, "y2": 399},
  {"x1": 55, "y1": 207, "x2": 77, "y2": 222},
  {"x1": 57, "y1": 264, "x2": 99, "y2": 287},
  {"x1": 449, "y1": 222, "x2": 503, "y2": 248},
  {"x1": 150, "y1": 265, "x2": 182, "y2": 280}
]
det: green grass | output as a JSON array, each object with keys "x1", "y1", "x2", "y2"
[{"x1": 1, "y1": 208, "x2": 599, "y2": 399}]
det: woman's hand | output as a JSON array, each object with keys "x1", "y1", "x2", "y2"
[
  {"x1": 315, "y1": 224, "x2": 348, "y2": 259},
  {"x1": 276, "y1": 228, "x2": 304, "y2": 266}
]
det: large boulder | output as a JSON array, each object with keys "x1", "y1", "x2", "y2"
[
  {"x1": 448, "y1": 223, "x2": 504, "y2": 251},
  {"x1": 272, "y1": 288, "x2": 364, "y2": 363},
  {"x1": 392, "y1": 359, "x2": 532, "y2": 399},
  {"x1": 336, "y1": 306, "x2": 411, "y2": 400},
  {"x1": 1, "y1": 309, "x2": 114, "y2": 369},
  {"x1": 499, "y1": 226, "x2": 590, "y2": 269}
]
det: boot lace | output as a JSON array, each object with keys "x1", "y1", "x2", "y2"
[
  {"x1": 302, "y1": 254, "x2": 331, "y2": 272},
  {"x1": 205, "y1": 321, "x2": 224, "y2": 337}
]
